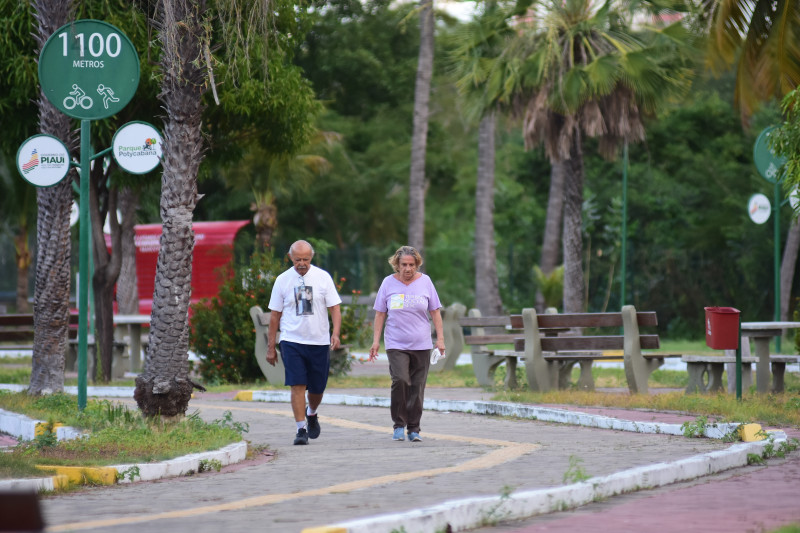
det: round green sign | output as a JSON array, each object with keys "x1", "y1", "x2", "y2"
[
  {"x1": 753, "y1": 126, "x2": 786, "y2": 184},
  {"x1": 38, "y1": 20, "x2": 139, "y2": 120}
]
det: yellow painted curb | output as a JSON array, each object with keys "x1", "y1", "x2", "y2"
[
  {"x1": 35, "y1": 421, "x2": 63, "y2": 436},
  {"x1": 36, "y1": 465, "x2": 118, "y2": 486},
  {"x1": 52, "y1": 474, "x2": 70, "y2": 490},
  {"x1": 739, "y1": 423, "x2": 765, "y2": 442},
  {"x1": 301, "y1": 528, "x2": 348, "y2": 533},
  {"x1": 234, "y1": 391, "x2": 253, "y2": 402}
]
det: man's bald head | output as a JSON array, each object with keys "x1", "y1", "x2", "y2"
[{"x1": 289, "y1": 240, "x2": 314, "y2": 275}]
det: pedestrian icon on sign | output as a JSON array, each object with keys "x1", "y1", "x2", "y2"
[{"x1": 97, "y1": 84, "x2": 120, "y2": 109}]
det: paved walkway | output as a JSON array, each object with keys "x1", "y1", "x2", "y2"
[
  {"x1": 15, "y1": 382, "x2": 794, "y2": 533},
  {"x1": 3, "y1": 358, "x2": 799, "y2": 532}
]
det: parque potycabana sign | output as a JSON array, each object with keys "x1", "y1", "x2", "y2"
[{"x1": 38, "y1": 19, "x2": 139, "y2": 120}]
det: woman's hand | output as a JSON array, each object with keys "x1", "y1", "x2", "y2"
[
  {"x1": 435, "y1": 338, "x2": 445, "y2": 356},
  {"x1": 368, "y1": 342, "x2": 380, "y2": 362}
]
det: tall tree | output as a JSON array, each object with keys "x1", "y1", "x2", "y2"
[
  {"x1": 135, "y1": 0, "x2": 319, "y2": 416},
  {"x1": 408, "y1": 0, "x2": 434, "y2": 253},
  {"x1": 134, "y1": 0, "x2": 209, "y2": 417},
  {"x1": 28, "y1": 0, "x2": 77, "y2": 395},
  {"x1": 474, "y1": 111, "x2": 504, "y2": 314},
  {"x1": 705, "y1": 0, "x2": 800, "y2": 325},
  {"x1": 704, "y1": 0, "x2": 800, "y2": 126},
  {"x1": 510, "y1": 0, "x2": 694, "y2": 311},
  {"x1": 449, "y1": 2, "x2": 521, "y2": 315}
]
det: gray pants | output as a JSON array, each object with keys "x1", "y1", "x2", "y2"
[{"x1": 387, "y1": 349, "x2": 431, "y2": 433}]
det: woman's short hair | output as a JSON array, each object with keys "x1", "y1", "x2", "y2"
[{"x1": 388, "y1": 246, "x2": 423, "y2": 272}]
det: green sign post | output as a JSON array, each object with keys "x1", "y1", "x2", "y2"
[
  {"x1": 753, "y1": 126, "x2": 788, "y2": 353},
  {"x1": 39, "y1": 20, "x2": 140, "y2": 409}
]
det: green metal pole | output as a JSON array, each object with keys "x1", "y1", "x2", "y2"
[
  {"x1": 773, "y1": 180, "x2": 781, "y2": 354},
  {"x1": 621, "y1": 142, "x2": 628, "y2": 307},
  {"x1": 77, "y1": 120, "x2": 91, "y2": 411}
]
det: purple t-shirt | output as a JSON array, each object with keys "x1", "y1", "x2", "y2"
[{"x1": 373, "y1": 273, "x2": 442, "y2": 350}]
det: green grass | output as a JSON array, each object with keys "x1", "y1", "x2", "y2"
[{"x1": 0, "y1": 391, "x2": 247, "y2": 479}]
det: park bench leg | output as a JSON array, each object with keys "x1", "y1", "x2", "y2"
[
  {"x1": 771, "y1": 362, "x2": 786, "y2": 393},
  {"x1": 685, "y1": 363, "x2": 708, "y2": 394},
  {"x1": 504, "y1": 356, "x2": 518, "y2": 389},
  {"x1": 576, "y1": 360, "x2": 594, "y2": 391},
  {"x1": 471, "y1": 352, "x2": 505, "y2": 387},
  {"x1": 557, "y1": 361, "x2": 576, "y2": 389},
  {"x1": 706, "y1": 363, "x2": 725, "y2": 393},
  {"x1": 725, "y1": 362, "x2": 754, "y2": 393}
]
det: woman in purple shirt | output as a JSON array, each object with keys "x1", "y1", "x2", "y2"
[{"x1": 368, "y1": 246, "x2": 446, "y2": 442}]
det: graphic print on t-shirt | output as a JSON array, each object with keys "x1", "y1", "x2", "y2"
[
  {"x1": 294, "y1": 285, "x2": 314, "y2": 315},
  {"x1": 389, "y1": 294, "x2": 404, "y2": 310},
  {"x1": 389, "y1": 293, "x2": 427, "y2": 310}
]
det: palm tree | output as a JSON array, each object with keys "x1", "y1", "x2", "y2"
[
  {"x1": 134, "y1": 0, "x2": 210, "y2": 417},
  {"x1": 705, "y1": 0, "x2": 800, "y2": 324},
  {"x1": 29, "y1": 0, "x2": 77, "y2": 395},
  {"x1": 449, "y1": 2, "x2": 519, "y2": 315},
  {"x1": 511, "y1": 0, "x2": 694, "y2": 311},
  {"x1": 704, "y1": 0, "x2": 800, "y2": 126},
  {"x1": 408, "y1": 0, "x2": 435, "y2": 254},
  {"x1": 223, "y1": 132, "x2": 339, "y2": 250}
]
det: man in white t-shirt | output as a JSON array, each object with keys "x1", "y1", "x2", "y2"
[{"x1": 267, "y1": 240, "x2": 341, "y2": 445}]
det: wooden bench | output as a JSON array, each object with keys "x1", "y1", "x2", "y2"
[
  {"x1": 0, "y1": 314, "x2": 79, "y2": 350},
  {"x1": 460, "y1": 305, "x2": 679, "y2": 394}
]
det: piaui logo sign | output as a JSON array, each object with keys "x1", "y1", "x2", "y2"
[{"x1": 16, "y1": 135, "x2": 70, "y2": 187}]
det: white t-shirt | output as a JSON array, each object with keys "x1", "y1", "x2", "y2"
[{"x1": 268, "y1": 264, "x2": 342, "y2": 345}]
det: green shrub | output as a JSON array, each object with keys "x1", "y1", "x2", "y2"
[{"x1": 190, "y1": 251, "x2": 284, "y2": 384}]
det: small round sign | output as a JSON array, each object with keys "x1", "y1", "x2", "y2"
[
  {"x1": 747, "y1": 193, "x2": 771, "y2": 224},
  {"x1": 38, "y1": 20, "x2": 139, "y2": 120},
  {"x1": 16, "y1": 134, "x2": 70, "y2": 187},
  {"x1": 753, "y1": 127, "x2": 786, "y2": 184},
  {"x1": 112, "y1": 121, "x2": 163, "y2": 174}
]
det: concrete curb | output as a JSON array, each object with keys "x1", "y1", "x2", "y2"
[
  {"x1": 0, "y1": 384, "x2": 134, "y2": 397},
  {"x1": 239, "y1": 390, "x2": 789, "y2": 533},
  {"x1": 245, "y1": 390, "x2": 765, "y2": 440},
  {"x1": 0, "y1": 400, "x2": 247, "y2": 491}
]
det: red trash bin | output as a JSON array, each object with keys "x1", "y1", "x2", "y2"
[{"x1": 704, "y1": 307, "x2": 740, "y2": 350}]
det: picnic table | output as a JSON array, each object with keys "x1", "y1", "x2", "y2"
[
  {"x1": 113, "y1": 314, "x2": 150, "y2": 373},
  {"x1": 741, "y1": 321, "x2": 800, "y2": 394}
]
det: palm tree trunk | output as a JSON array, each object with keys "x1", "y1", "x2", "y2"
[
  {"x1": 536, "y1": 161, "x2": 565, "y2": 310},
  {"x1": 562, "y1": 132, "x2": 585, "y2": 313},
  {"x1": 475, "y1": 112, "x2": 503, "y2": 315},
  {"x1": 116, "y1": 186, "x2": 140, "y2": 315},
  {"x1": 14, "y1": 228, "x2": 31, "y2": 313},
  {"x1": 134, "y1": 0, "x2": 207, "y2": 418},
  {"x1": 780, "y1": 218, "x2": 799, "y2": 322},
  {"x1": 28, "y1": 0, "x2": 75, "y2": 396},
  {"x1": 407, "y1": 0, "x2": 434, "y2": 253}
]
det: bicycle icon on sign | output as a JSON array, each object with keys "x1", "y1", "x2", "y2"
[{"x1": 63, "y1": 84, "x2": 93, "y2": 110}]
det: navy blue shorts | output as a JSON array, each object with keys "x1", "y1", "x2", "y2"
[{"x1": 279, "y1": 341, "x2": 330, "y2": 394}]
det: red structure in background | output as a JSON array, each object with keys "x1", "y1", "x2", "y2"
[{"x1": 114, "y1": 220, "x2": 250, "y2": 315}]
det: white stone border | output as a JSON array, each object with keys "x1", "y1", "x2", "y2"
[
  {"x1": 247, "y1": 390, "x2": 790, "y2": 533},
  {"x1": 249, "y1": 390, "x2": 759, "y2": 440}
]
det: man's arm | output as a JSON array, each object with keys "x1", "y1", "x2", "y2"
[
  {"x1": 266, "y1": 310, "x2": 282, "y2": 366},
  {"x1": 328, "y1": 305, "x2": 341, "y2": 349}
]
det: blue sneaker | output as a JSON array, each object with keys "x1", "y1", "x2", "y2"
[
  {"x1": 408, "y1": 432, "x2": 422, "y2": 442},
  {"x1": 392, "y1": 427, "x2": 405, "y2": 441}
]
